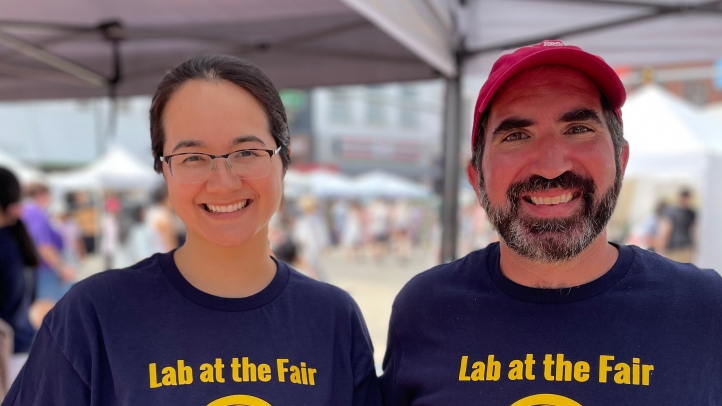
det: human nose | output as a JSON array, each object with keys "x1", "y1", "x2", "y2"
[
  {"x1": 205, "y1": 157, "x2": 242, "y2": 191},
  {"x1": 527, "y1": 132, "x2": 573, "y2": 180}
]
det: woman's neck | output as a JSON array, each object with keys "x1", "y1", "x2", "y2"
[{"x1": 173, "y1": 228, "x2": 276, "y2": 298}]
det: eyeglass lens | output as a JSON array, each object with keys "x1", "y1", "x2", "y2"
[{"x1": 169, "y1": 150, "x2": 273, "y2": 183}]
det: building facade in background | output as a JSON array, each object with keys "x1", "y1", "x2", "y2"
[{"x1": 310, "y1": 81, "x2": 444, "y2": 183}]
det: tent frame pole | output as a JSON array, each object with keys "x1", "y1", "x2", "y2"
[{"x1": 439, "y1": 52, "x2": 463, "y2": 263}]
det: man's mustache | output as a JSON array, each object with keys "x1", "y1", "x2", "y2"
[{"x1": 506, "y1": 171, "x2": 597, "y2": 207}]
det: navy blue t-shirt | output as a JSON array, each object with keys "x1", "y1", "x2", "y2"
[
  {"x1": 0, "y1": 226, "x2": 34, "y2": 353},
  {"x1": 381, "y1": 243, "x2": 722, "y2": 405},
  {"x1": 3, "y1": 251, "x2": 382, "y2": 406}
]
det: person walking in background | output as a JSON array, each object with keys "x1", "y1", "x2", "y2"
[
  {"x1": 70, "y1": 191, "x2": 98, "y2": 255},
  {"x1": 293, "y1": 195, "x2": 329, "y2": 280},
  {"x1": 366, "y1": 198, "x2": 390, "y2": 262},
  {"x1": 390, "y1": 199, "x2": 412, "y2": 263},
  {"x1": 341, "y1": 201, "x2": 364, "y2": 262},
  {"x1": 627, "y1": 200, "x2": 667, "y2": 251},
  {"x1": 4, "y1": 55, "x2": 381, "y2": 406},
  {"x1": 656, "y1": 189, "x2": 696, "y2": 262},
  {"x1": 145, "y1": 185, "x2": 177, "y2": 252},
  {"x1": 20, "y1": 183, "x2": 75, "y2": 302},
  {"x1": 0, "y1": 168, "x2": 38, "y2": 354}
]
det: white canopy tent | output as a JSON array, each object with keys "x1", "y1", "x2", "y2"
[
  {"x1": 48, "y1": 145, "x2": 162, "y2": 191},
  {"x1": 0, "y1": 147, "x2": 44, "y2": 184},
  {"x1": 705, "y1": 103, "x2": 722, "y2": 126},
  {"x1": 283, "y1": 169, "x2": 357, "y2": 199},
  {"x1": 622, "y1": 85, "x2": 722, "y2": 270},
  {"x1": 283, "y1": 169, "x2": 430, "y2": 199},
  {"x1": 353, "y1": 170, "x2": 432, "y2": 199}
]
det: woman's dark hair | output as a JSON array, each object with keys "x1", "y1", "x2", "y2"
[
  {"x1": 0, "y1": 167, "x2": 39, "y2": 267},
  {"x1": 150, "y1": 54, "x2": 291, "y2": 173}
]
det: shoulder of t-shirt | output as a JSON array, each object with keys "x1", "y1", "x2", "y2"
[
  {"x1": 627, "y1": 245, "x2": 722, "y2": 306},
  {"x1": 43, "y1": 253, "x2": 166, "y2": 331},
  {"x1": 283, "y1": 263, "x2": 361, "y2": 314}
]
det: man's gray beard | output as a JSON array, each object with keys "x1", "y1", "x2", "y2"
[{"x1": 477, "y1": 172, "x2": 621, "y2": 264}]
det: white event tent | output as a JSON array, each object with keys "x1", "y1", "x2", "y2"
[
  {"x1": 48, "y1": 145, "x2": 162, "y2": 191},
  {"x1": 0, "y1": 147, "x2": 44, "y2": 184},
  {"x1": 622, "y1": 85, "x2": 722, "y2": 271}
]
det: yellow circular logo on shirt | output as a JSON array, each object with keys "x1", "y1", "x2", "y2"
[
  {"x1": 511, "y1": 393, "x2": 581, "y2": 406},
  {"x1": 207, "y1": 394, "x2": 271, "y2": 406}
]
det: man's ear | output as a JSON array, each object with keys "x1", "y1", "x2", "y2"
[
  {"x1": 466, "y1": 161, "x2": 481, "y2": 199},
  {"x1": 620, "y1": 140, "x2": 630, "y2": 177}
]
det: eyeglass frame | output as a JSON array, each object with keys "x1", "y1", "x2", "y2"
[{"x1": 157, "y1": 145, "x2": 283, "y2": 180}]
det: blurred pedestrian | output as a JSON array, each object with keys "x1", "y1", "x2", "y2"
[
  {"x1": 627, "y1": 200, "x2": 667, "y2": 250},
  {"x1": 4, "y1": 55, "x2": 381, "y2": 405},
  {"x1": 656, "y1": 189, "x2": 696, "y2": 262},
  {"x1": 145, "y1": 185, "x2": 177, "y2": 252},
  {"x1": 21, "y1": 183, "x2": 75, "y2": 301},
  {"x1": 366, "y1": 198, "x2": 391, "y2": 262},
  {"x1": 293, "y1": 195, "x2": 329, "y2": 279},
  {"x1": 0, "y1": 168, "x2": 38, "y2": 354},
  {"x1": 100, "y1": 195, "x2": 121, "y2": 268},
  {"x1": 391, "y1": 199, "x2": 412, "y2": 262},
  {"x1": 341, "y1": 200, "x2": 364, "y2": 261},
  {"x1": 53, "y1": 205, "x2": 86, "y2": 267},
  {"x1": 121, "y1": 206, "x2": 166, "y2": 266},
  {"x1": 71, "y1": 191, "x2": 98, "y2": 255}
]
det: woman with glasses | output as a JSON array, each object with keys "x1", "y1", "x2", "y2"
[{"x1": 4, "y1": 56, "x2": 382, "y2": 406}]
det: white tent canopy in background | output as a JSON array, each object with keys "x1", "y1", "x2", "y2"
[
  {"x1": 283, "y1": 169, "x2": 431, "y2": 199},
  {"x1": 353, "y1": 170, "x2": 432, "y2": 199},
  {"x1": 705, "y1": 103, "x2": 722, "y2": 127},
  {"x1": 0, "y1": 148, "x2": 44, "y2": 184},
  {"x1": 48, "y1": 145, "x2": 162, "y2": 191},
  {"x1": 622, "y1": 85, "x2": 722, "y2": 271}
]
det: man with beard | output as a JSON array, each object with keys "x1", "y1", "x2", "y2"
[{"x1": 380, "y1": 41, "x2": 722, "y2": 405}]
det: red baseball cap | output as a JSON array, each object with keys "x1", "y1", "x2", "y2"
[{"x1": 470, "y1": 40, "x2": 626, "y2": 148}]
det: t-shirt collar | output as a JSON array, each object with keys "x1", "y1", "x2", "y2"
[{"x1": 487, "y1": 241, "x2": 634, "y2": 304}]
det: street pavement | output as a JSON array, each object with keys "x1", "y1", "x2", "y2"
[{"x1": 320, "y1": 247, "x2": 438, "y2": 369}]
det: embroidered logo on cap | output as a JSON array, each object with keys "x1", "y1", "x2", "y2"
[{"x1": 542, "y1": 40, "x2": 565, "y2": 47}]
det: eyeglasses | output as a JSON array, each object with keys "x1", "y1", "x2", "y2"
[{"x1": 158, "y1": 146, "x2": 283, "y2": 184}]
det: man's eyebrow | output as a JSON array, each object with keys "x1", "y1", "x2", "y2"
[
  {"x1": 559, "y1": 108, "x2": 603, "y2": 125},
  {"x1": 491, "y1": 117, "x2": 535, "y2": 139},
  {"x1": 172, "y1": 139, "x2": 205, "y2": 153},
  {"x1": 231, "y1": 135, "x2": 266, "y2": 146}
]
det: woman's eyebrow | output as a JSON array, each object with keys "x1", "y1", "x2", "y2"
[
  {"x1": 172, "y1": 139, "x2": 205, "y2": 152},
  {"x1": 231, "y1": 135, "x2": 266, "y2": 146}
]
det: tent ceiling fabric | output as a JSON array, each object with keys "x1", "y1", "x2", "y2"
[
  {"x1": 464, "y1": 0, "x2": 722, "y2": 76},
  {"x1": 0, "y1": 0, "x2": 437, "y2": 100},
  {"x1": 344, "y1": 0, "x2": 722, "y2": 77}
]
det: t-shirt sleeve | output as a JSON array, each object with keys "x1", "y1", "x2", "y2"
[
  {"x1": 379, "y1": 304, "x2": 411, "y2": 406},
  {"x1": 349, "y1": 300, "x2": 383, "y2": 406},
  {"x1": 2, "y1": 322, "x2": 90, "y2": 406}
]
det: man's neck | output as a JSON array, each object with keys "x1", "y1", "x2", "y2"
[
  {"x1": 499, "y1": 233, "x2": 619, "y2": 288},
  {"x1": 173, "y1": 229, "x2": 276, "y2": 298}
]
